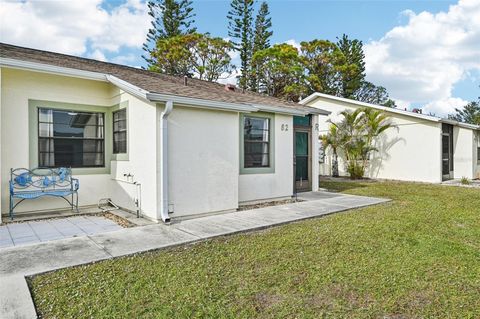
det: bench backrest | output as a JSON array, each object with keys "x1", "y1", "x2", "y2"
[{"x1": 10, "y1": 167, "x2": 73, "y2": 192}]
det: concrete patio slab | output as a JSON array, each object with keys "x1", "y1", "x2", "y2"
[
  {"x1": 0, "y1": 216, "x2": 123, "y2": 249},
  {"x1": 0, "y1": 191, "x2": 390, "y2": 319}
]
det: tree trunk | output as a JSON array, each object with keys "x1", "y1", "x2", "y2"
[{"x1": 332, "y1": 150, "x2": 339, "y2": 177}]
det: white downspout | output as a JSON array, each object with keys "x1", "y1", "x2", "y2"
[{"x1": 159, "y1": 101, "x2": 173, "y2": 223}]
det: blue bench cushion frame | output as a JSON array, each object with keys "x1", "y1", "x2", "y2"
[{"x1": 9, "y1": 167, "x2": 79, "y2": 219}]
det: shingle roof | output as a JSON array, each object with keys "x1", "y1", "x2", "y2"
[{"x1": 0, "y1": 43, "x2": 321, "y2": 114}]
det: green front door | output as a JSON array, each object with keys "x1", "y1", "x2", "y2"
[{"x1": 295, "y1": 130, "x2": 311, "y2": 192}]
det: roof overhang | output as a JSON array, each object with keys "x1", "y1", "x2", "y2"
[
  {"x1": 147, "y1": 92, "x2": 258, "y2": 112},
  {"x1": 301, "y1": 92, "x2": 441, "y2": 122},
  {"x1": 0, "y1": 57, "x2": 107, "y2": 81},
  {"x1": 0, "y1": 57, "x2": 331, "y2": 116},
  {"x1": 301, "y1": 92, "x2": 480, "y2": 131}
]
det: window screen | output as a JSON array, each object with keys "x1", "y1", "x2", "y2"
[
  {"x1": 38, "y1": 108, "x2": 105, "y2": 168},
  {"x1": 113, "y1": 108, "x2": 127, "y2": 154},
  {"x1": 244, "y1": 116, "x2": 270, "y2": 168}
]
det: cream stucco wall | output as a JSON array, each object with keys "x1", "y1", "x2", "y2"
[
  {"x1": 1, "y1": 66, "x2": 308, "y2": 221},
  {"x1": 109, "y1": 92, "x2": 159, "y2": 220},
  {"x1": 0, "y1": 68, "x2": 119, "y2": 215},
  {"x1": 239, "y1": 113, "x2": 294, "y2": 202},
  {"x1": 308, "y1": 97, "x2": 443, "y2": 183},
  {"x1": 165, "y1": 106, "x2": 239, "y2": 217}
]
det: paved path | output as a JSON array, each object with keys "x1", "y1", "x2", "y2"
[
  {"x1": 0, "y1": 216, "x2": 122, "y2": 249},
  {"x1": 0, "y1": 192, "x2": 389, "y2": 319}
]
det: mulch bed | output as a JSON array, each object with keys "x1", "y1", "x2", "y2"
[{"x1": 238, "y1": 198, "x2": 303, "y2": 211}]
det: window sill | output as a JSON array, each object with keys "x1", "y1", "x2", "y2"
[
  {"x1": 112, "y1": 153, "x2": 129, "y2": 161},
  {"x1": 240, "y1": 166, "x2": 275, "y2": 175}
]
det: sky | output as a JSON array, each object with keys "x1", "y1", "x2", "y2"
[{"x1": 1, "y1": 0, "x2": 479, "y2": 116}]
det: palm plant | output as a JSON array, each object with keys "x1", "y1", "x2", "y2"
[
  {"x1": 320, "y1": 124, "x2": 343, "y2": 177},
  {"x1": 321, "y1": 107, "x2": 394, "y2": 179}
]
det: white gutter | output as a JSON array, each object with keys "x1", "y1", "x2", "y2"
[
  {"x1": 252, "y1": 104, "x2": 307, "y2": 116},
  {"x1": 0, "y1": 57, "x2": 106, "y2": 81},
  {"x1": 147, "y1": 93, "x2": 257, "y2": 113},
  {"x1": 440, "y1": 118, "x2": 480, "y2": 130},
  {"x1": 159, "y1": 100, "x2": 173, "y2": 223}
]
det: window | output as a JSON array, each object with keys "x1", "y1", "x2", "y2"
[
  {"x1": 243, "y1": 116, "x2": 270, "y2": 168},
  {"x1": 38, "y1": 108, "x2": 105, "y2": 168},
  {"x1": 478, "y1": 147, "x2": 480, "y2": 164},
  {"x1": 293, "y1": 115, "x2": 311, "y2": 127},
  {"x1": 113, "y1": 108, "x2": 127, "y2": 154}
]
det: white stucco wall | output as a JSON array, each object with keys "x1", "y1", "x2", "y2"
[
  {"x1": 165, "y1": 105, "x2": 239, "y2": 217},
  {"x1": 239, "y1": 113, "x2": 294, "y2": 202},
  {"x1": 307, "y1": 97, "x2": 443, "y2": 183},
  {"x1": 109, "y1": 92, "x2": 159, "y2": 220},
  {"x1": 453, "y1": 127, "x2": 477, "y2": 180}
]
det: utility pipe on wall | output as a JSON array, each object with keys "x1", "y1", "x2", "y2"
[{"x1": 159, "y1": 100, "x2": 173, "y2": 223}]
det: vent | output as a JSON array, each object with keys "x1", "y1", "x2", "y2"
[{"x1": 225, "y1": 84, "x2": 236, "y2": 92}]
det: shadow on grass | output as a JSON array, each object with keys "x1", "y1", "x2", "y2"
[{"x1": 320, "y1": 178, "x2": 371, "y2": 193}]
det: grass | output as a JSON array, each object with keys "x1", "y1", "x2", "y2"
[{"x1": 30, "y1": 180, "x2": 480, "y2": 318}]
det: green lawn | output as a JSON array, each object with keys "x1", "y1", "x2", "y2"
[{"x1": 30, "y1": 181, "x2": 480, "y2": 318}]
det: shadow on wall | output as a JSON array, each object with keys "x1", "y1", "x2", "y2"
[
  {"x1": 321, "y1": 127, "x2": 404, "y2": 179},
  {"x1": 368, "y1": 132, "x2": 405, "y2": 178}
]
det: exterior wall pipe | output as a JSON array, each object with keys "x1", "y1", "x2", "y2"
[{"x1": 159, "y1": 100, "x2": 173, "y2": 223}]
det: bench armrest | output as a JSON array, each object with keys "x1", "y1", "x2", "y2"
[{"x1": 72, "y1": 178, "x2": 80, "y2": 191}]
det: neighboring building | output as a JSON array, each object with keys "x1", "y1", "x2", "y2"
[
  {"x1": 301, "y1": 92, "x2": 480, "y2": 184},
  {"x1": 0, "y1": 43, "x2": 329, "y2": 223}
]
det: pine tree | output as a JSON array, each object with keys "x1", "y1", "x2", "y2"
[
  {"x1": 336, "y1": 34, "x2": 366, "y2": 99},
  {"x1": 227, "y1": 0, "x2": 254, "y2": 89},
  {"x1": 250, "y1": 1, "x2": 273, "y2": 91},
  {"x1": 142, "y1": 0, "x2": 196, "y2": 68}
]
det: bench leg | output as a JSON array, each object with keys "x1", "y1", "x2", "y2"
[
  {"x1": 75, "y1": 192, "x2": 79, "y2": 213},
  {"x1": 9, "y1": 195, "x2": 13, "y2": 220}
]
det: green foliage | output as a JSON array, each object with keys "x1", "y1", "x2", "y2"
[
  {"x1": 227, "y1": 0, "x2": 255, "y2": 89},
  {"x1": 354, "y1": 81, "x2": 397, "y2": 107},
  {"x1": 320, "y1": 125, "x2": 342, "y2": 177},
  {"x1": 252, "y1": 44, "x2": 307, "y2": 101},
  {"x1": 250, "y1": 1, "x2": 273, "y2": 91},
  {"x1": 31, "y1": 182, "x2": 480, "y2": 318},
  {"x1": 300, "y1": 39, "x2": 343, "y2": 96},
  {"x1": 143, "y1": 0, "x2": 196, "y2": 67},
  {"x1": 460, "y1": 176, "x2": 471, "y2": 185},
  {"x1": 300, "y1": 38, "x2": 396, "y2": 106},
  {"x1": 336, "y1": 34, "x2": 365, "y2": 99},
  {"x1": 322, "y1": 107, "x2": 394, "y2": 179},
  {"x1": 448, "y1": 99, "x2": 480, "y2": 125},
  {"x1": 149, "y1": 33, "x2": 235, "y2": 81}
]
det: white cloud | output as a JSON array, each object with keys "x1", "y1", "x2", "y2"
[
  {"x1": 284, "y1": 39, "x2": 301, "y2": 50},
  {"x1": 422, "y1": 97, "x2": 469, "y2": 116},
  {"x1": 88, "y1": 49, "x2": 107, "y2": 62},
  {"x1": 364, "y1": 0, "x2": 480, "y2": 116},
  {"x1": 0, "y1": 0, "x2": 150, "y2": 57}
]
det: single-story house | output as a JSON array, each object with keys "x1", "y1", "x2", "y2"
[
  {"x1": 0, "y1": 43, "x2": 330, "y2": 223},
  {"x1": 301, "y1": 92, "x2": 480, "y2": 183}
]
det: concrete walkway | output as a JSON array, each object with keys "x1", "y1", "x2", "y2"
[{"x1": 0, "y1": 192, "x2": 389, "y2": 319}]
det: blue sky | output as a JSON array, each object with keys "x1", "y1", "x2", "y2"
[{"x1": 1, "y1": 0, "x2": 479, "y2": 115}]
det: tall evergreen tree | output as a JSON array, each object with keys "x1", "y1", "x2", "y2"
[
  {"x1": 250, "y1": 1, "x2": 273, "y2": 91},
  {"x1": 227, "y1": 0, "x2": 254, "y2": 89},
  {"x1": 448, "y1": 99, "x2": 480, "y2": 125},
  {"x1": 336, "y1": 34, "x2": 366, "y2": 99},
  {"x1": 143, "y1": 0, "x2": 196, "y2": 67}
]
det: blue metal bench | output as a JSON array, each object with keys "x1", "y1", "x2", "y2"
[{"x1": 9, "y1": 167, "x2": 79, "y2": 219}]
